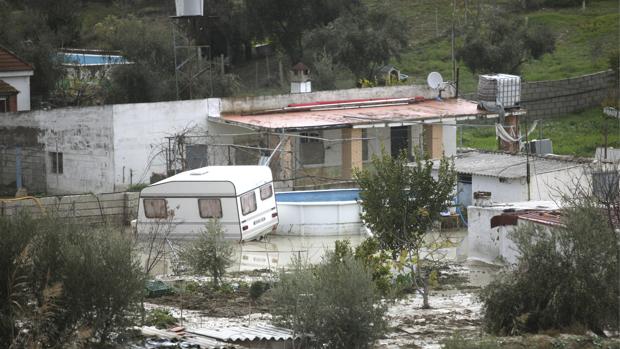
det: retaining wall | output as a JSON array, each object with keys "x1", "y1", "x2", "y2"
[{"x1": 520, "y1": 70, "x2": 616, "y2": 118}]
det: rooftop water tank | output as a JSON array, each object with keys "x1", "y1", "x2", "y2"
[
  {"x1": 175, "y1": 0, "x2": 203, "y2": 17},
  {"x1": 478, "y1": 74, "x2": 521, "y2": 108}
]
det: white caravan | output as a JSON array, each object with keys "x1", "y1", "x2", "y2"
[{"x1": 136, "y1": 166, "x2": 278, "y2": 241}]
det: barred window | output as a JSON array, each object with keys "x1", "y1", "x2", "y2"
[
  {"x1": 198, "y1": 198, "x2": 222, "y2": 218},
  {"x1": 260, "y1": 183, "x2": 273, "y2": 200},
  {"x1": 240, "y1": 191, "x2": 257, "y2": 215},
  {"x1": 143, "y1": 199, "x2": 167, "y2": 219}
]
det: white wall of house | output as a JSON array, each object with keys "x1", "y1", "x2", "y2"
[
  {"x1": 466, "y1": 201, "x2": 558, "y2": 264},
  {"x1": 0, "y1": 71, "x2": 33, "y2": 111},
  {"x1": 530, "y1": 166, "x2": 587, "y2": 201},
  {"x1": 442, "y1": 118, "x2": 457, "y2": 157},
  {"x1": 0, "y1": 106, "x2": 116, "y2": 194},
  {"x1": 471, "y1": 175, "x2": 528, "y2": 203},
  {"x1": 112, "y1": 99, "x2": 216, "y2": 190}
]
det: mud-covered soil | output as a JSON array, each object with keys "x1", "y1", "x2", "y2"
[{"x1": 146, "y1": 283, "x2": 275, "y2": 318}]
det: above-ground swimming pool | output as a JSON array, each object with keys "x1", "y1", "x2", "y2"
[
  {"x1": 59, "y1": 53, "x2": 128, "y2": 66},
  {"x1": 275, "y1": 189, "x2": 364, "y2": 236}
]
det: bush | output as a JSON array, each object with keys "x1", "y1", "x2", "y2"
[
  {"x1": 145, "y1": 309, "x2": 177, "y2": 329},
  {"x1": 480, "y1": 204, "x2": 619, "y2": 335},
  {"x1": 249, "y1": 281, "x2": 270, "y2": 300},
  {"x1": 271, "y1": 253, "x2": 386, "y2": 349},
  {"x1": 180, "y1": 220, "x2": 234, "y2": 287},
  {"x1": 0, "y1": 213, "x2": 144, "y2": 347}
]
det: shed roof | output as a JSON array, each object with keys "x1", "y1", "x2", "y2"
[
  {"x1": 0, "y1": 80, "x2": 18, "y2": 94},
  {"x1": 149, "y1": 166, "x2": 273, "y2": 195},
  {"x1": 0, "y1": 46, "x2": 33, "y2": 72},
  {"x1": 188, "y1": 324, "x2": 297, "y2": 342},
  {"x1": 435, "y1": 150, "x2": 586, "y2": 179},
  {"x1": 214, "y1": 98, "x2": 497, "y2": 131}
]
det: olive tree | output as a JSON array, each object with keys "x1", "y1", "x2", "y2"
[
  {"x1": 481, "y1": 166, "x2": 619, "y2": 335},
  {"x1": 0, "y1": 214, "x2": 144, "y2": 347},
  {"x1": 180, "y1": 220, "x2": 234, "y2": 287},
  {"x1": 271, "y1": 251, "x2": 387, "y2": 349},
  {"x1": 354, "y1": 149, "x2": 456, "y2": 308}
]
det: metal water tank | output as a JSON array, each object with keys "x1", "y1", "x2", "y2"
[{"x1": 175, "y1": 0, "x2": 203, "y2": 17}]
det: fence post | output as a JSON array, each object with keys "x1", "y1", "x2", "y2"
[{"x1": 123, "y1": 192, "x2": 128, "y2": 225}]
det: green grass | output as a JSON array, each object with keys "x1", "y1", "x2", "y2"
[
  {"x1": 384, "y1": 0, "x2": 619, "y2": 94},
  {"x1": 461, "y1": 108, "x2": 620, "y2": 157}
]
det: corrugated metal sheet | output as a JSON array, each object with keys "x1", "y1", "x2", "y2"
[
  {"x1": 141, "y1": 326, "x2": 237, "y2": 348},
  {"x1": 433, "y1": 151, "x2": 585, "y2": 179},
  {"x1": 0, "y1": 46, "x2": 33, "y2": 72},
  {"x1": 217, "y1": 99, "x2": 491, "y2": 131},
  {"x1": 188, "y1": 324, "x2": 296, "y2": 342}
]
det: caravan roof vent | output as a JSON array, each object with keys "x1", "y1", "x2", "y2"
[{"x1": 190, "y1": 169, "x2": 209, "y2": 176}]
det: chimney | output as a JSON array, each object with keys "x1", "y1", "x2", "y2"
[
  {"x1": 290, "y1": 62, "x2": 311, "y2": 94},
  {"x1": 474, "y1": 191, "x2": 493, "y2": 207}
]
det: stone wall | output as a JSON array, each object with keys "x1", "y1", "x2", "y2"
[{"x1": 520, "y1": 70, "x2": 615, "y2": 118}]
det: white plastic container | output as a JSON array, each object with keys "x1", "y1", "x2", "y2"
[{"x1": 478, "y1": 74, "x2": 521, "y2": 108}]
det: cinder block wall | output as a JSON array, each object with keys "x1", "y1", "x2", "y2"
[{"x1": 520, "y1": 70, "x2": 616, "y2": 118}]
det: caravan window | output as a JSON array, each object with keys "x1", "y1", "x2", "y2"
[
  {"x1": 198, "y1": 198, "x2": 223, "y2": 218},
  {"x1": 144, "y1": 199, "x2": 167, "y2": 218},
  {"x1": 240, "y1": 191, "x2": 257, "y2": 215},
  {"x1": 260, "y1": 183, "x2": 273, "y2": 200}
]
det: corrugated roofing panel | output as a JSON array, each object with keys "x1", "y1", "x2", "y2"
[
  {"x1": 217, "y1": 99, "x2": 491, "y2": 131},
  {"x1": 188, "y1": 324, "x2": 296, "y2": 342},
  {"x1": 432, "y1": 151, "x2": 585, "y2": 179}
]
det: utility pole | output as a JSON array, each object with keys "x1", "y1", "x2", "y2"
[
  {"x1": 525, "y1": 118, "x2": 531, "y2": 201},
  {"x1": 451, "y1": 0, "x2": 456, "y2": 81}
]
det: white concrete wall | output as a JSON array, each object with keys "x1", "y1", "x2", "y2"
[
  {"x1": 442, "y1": 118, "x2": 457, "y2": 157},
  {"x1": 112, "y1": 99, "x2": 212, "y2": 190},
  {"x1": 0, "y1": 71, "x2": 33, "y2": 111},
  {"x1": 530, "y1": 165, "x2": 587, "y2": 201},
  {"x1": 467, "y1": 201, "x2": 558, "y2": 264},
  {"x1": 34, "y1": 106, "x2": 115, "y2": 194},
  {"x1": 471, "y1": 175, "x2": 527, "y2": 203}
]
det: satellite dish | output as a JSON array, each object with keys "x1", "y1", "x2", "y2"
[{"x1": 427, "y1": 72, "x2": 444, "y2": 89}]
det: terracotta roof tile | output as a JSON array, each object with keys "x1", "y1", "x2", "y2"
[
  {"x1": 0, "y1": 80, "x2": 18, "y2": 94},
  {"x1": 0, "y1": 46, "x2": 33, "y2": 72}
]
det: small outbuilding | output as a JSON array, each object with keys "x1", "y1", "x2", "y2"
[
  {"x1": 432, "y1": 150, "x2": 590, "y2": 207},
  {"x1": 0, "y1": 45, "x2": 34, "y2": 111}
]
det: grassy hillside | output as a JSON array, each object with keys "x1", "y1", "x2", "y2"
[
  {"x1": 387, "y1": 0, "x2": 619, "y2": 93},
  {"x1": 461, "y1": 108, "x2": 620, "y2": 157}
]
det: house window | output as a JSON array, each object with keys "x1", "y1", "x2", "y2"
[
  {"x1": 198, "y1": 198, "x2": 222, "y2": 218},
  {"x1": 0, "y1": 98, "x2": 6, "y2": 113},
  {"x1": 240, "y1": 191, "x2": 257, "y2": 215},
  {"x1": 300, "y1": 132, "x2": 324, "y2": 165},
  {"x1": 260, "y1": 183, "x2": 273, "y2": 200},
  {"x1": 49, "y1": 152, "x2": 63, "y2": 174},
  {"x1": 144, "y1": 199, "x2": 168, "y2": 219}
]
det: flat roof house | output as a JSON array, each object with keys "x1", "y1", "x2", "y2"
[{"x1": 208, "y1": 85, "x2": 514, "y2": 190}]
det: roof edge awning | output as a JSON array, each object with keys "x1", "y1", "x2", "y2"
[{"x1": 214, "y1": 98, "x2": 518, "y2": 132}]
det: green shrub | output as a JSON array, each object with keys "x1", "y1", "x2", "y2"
[
  {"x1": 271, "y1": 253, "x2": 386, "y2": 349},
  {"x1": 480, "y1": 204, "x2": 619, "y2": 335},
  {"x1": 249, "y1": 281, "x2": 270, "y2": 300},
  {"x1": 0, "y1": 213, "x2": 144, "y2": 347},
  {"x1": 145, "y1": 309, "x2": 177, "y2": 329},
  {"x1": 180, "y1": 220, "x2": 233, "y2": 287}
]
